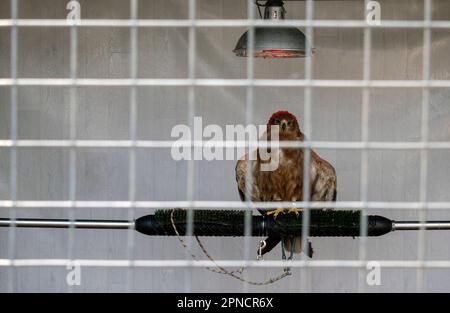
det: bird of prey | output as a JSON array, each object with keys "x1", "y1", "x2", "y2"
[{"x1": 235, "y1": 111, "x2": 337, "y2": 257}]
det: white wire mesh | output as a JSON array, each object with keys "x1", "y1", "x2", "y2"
[
  {"x1": 67, "y1": 0, "x2": 78, "y2": 294},
  {"x1": 6, "y1": 0, "x2": 18, "y2": 294},
  {"x1": 357, "y1": 0, "x2": 372, "y2": 293}
]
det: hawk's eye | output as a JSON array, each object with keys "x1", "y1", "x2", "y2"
[
  {"x1": 273, "y1": 119, "x2": 280, "y2": 124},
  {"x1": 287, "y1": 121, "x2": 292, "y2": 126}
]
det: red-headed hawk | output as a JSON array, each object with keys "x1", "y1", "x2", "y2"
[{"x1": 235, "y1": 111, "x2": 337, "y2": 257}]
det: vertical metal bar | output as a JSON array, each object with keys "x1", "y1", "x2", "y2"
[
  {"x1": 67, "y1": 0, "x2": 79, "y2": 294},
  {"x1": 7, "y1": 0, "x2": 18, "y2": 294},
  {"x1": 184, "y1": 0, "x2": 196, "y2": 293},
  {"x1": 358, "y1": 0, "x2": 372, "y2": 293},
  {"x1": 417, "y1": 0, "x2": 432, "y2": 293},
  {"x1": 126, "y1": 0, "x2": 138, "y2": 293},
  {"x1": 300, "y1": 0, "x2": 314, "y2": 293},
  {"x1": 243, "y1": 0, "x2": 255, "y2": 293}
]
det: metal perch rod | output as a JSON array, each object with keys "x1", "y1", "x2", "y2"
[{"x1": 1, "y1": 209, "x2": 450, "y2": 237}]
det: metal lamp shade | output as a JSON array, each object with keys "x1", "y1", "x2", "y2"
[{"x1": 233, "y1": 26, "x2": 312, "y2": 58}]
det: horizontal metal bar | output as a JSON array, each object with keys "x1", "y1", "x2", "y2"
[
  {"x1": 0, "y1": 78, "x2": 449, "y2": 88},
  {"x1": 0, "y1": 259, "x2": 449, "y2": 269},
  {"x1": 0, "y1": 201, "x2": 449, "y2": 210},
  {"x1": 393, "y1": 221, "x2": 450, "y2": 231},
  {"x1": 2, "y1": 216, "x2": 449, "y2": 234},
  {"x1": 0, "y1": 140, "x2": 450, "y2": 150},
  {"x1": 0, "y1": 19, "x2": 448, "y2": 29},
  {"x1": 0, "y1": 218, "x2": 133, "y2": 229}
]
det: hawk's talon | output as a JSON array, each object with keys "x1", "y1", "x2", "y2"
[
  {"x1": 287, "y1": 208, "x2": 302, "y2": 216},
  {"x1": 265, "y1": 208, "x2": 285, "y2": 219}
]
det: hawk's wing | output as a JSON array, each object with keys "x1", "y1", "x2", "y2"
[
  {"x1": 310, "y1": 150, "x2": 337, "y2": 202},
  {"x1": 235, "y1": 152, "x2": 260, "y2": 202}
]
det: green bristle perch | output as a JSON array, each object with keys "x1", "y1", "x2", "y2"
[{"x1": 148, "y1": 209, "x2": 392, "y2": 237}]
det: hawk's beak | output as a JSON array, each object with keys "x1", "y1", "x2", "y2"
[{"x1": 281, "y1": 121, "x2": 287, "y2": 131}]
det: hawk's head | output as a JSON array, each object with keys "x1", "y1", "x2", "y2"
[{"x1": 267, "y1": 110, "x2": 302, "y2": 140}]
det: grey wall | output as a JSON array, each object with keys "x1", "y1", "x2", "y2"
[{"x1": 0, "y1": 0, "x2": 450, "y2": 292}]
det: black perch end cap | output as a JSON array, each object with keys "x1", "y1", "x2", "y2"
[
  {"x1": 367, "y1": 215, "x2": 393, "y2": 236},
  {"x1": 135, "y1": 214, "x2": 168, "y2": 236}
]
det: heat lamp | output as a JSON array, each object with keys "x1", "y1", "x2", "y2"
[{"x1": 233, "y1": 0, "x2": 313, "y2": 58}]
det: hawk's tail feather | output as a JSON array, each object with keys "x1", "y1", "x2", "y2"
[
  {"x1": 283, "y1": 236, "x2": 302, "y2": 254},
  {"x1": 283, "y1": 236, "x2": 314, "y2": 258}
]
